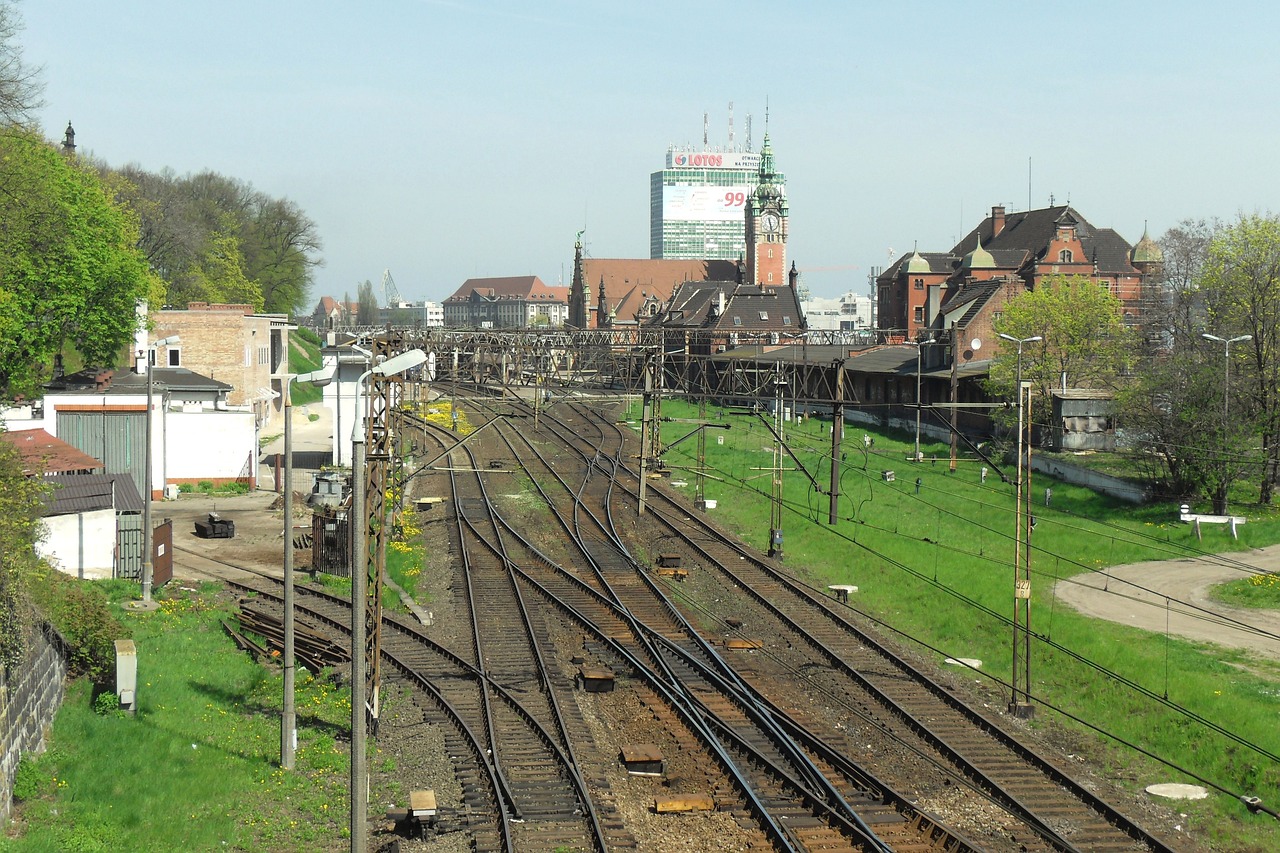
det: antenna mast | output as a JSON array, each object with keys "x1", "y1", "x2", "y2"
[
  {"x1": 745, "y1": 114, "x2": 753, "y2": 151},
  {"x1": 703, "y1": 112, "x2": 708, "y2": 147},
  {"x1": 728, "y1": 101, "x2": 735, "y2": 149}
]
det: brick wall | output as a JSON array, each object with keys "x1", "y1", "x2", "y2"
[
  {"x1": 0, "y1": 623, "x2": 67, "y2": 821},
  {"x1": 154, "y1": 309, "x2": 281, "y2": 418}
]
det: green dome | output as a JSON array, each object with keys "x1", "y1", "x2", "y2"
[
  {"x1": 905, "y1": 250, "x2": 930, "y2": 274},
  {"x1": 962, "y1": 236, "x2": 995, "y2": 270},
  {"x1": 1131, "y1": 224, "x2": 1162, "y2": 265}
]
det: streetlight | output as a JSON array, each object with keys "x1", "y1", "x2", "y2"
[
  {"x1": 907, "y1": 336, "x2": 934, "y2": 462},
  {"x1": 1203, "y1": 333, "x2": 1252, "y2": 516},
  {"x1": 133, "y1": 334, "x2": 179, "y2": 611},
  {"x1": 350, "y1": 348, "x2": 425, "y2": 853},
  {"x1": 1202, "y1": 333, "x2": 1252, "y2": 424},
  {"x1": 334, "y1": 344, "x2": 372, "y2": 467},
  {"x1": 997, "y1": 332, "x2": 1041, "y2": 718},
  {"x1": 276, "y1": 363, "x2": 335, "y2": 771}
]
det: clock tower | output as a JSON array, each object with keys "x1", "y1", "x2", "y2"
[{"x1": 745, "y1": 133, "x2": 788, "y2": 286}]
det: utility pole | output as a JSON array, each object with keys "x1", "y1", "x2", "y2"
[
  {"x1": 828, "y1": 359, "x2": 843, "y2": 524},
  {"x1": 948, "y1": 324, "x2": 959, "y2": 472},
  {"x1": 638, "y1": 349, "x2": 655, "y2": 516},
  {"x1": 695, "y1": 394, "x2": 708, "y2": 508},
  {"x1": 1000, "y1": 332, "x2": 1042, "y2": 719},
  {"x1": 768, "y1": 367, "x2": 786, "y2": 559}
]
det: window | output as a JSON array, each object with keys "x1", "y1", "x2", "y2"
[
  {"x1": 767, "y1": 272, "x2": 773, "y2": 283},
  {"x1": 782, "y1": 315, "x2": 792, "y2": 325},
  {"x1": 733, "y1": 316, "x2": 742, "y2": 326},
  {"x1": 1059, "y1": 249, "x2": 1073, "y2": 263},
  {"x1": 914, "y1": 278, "x2": 924, "y2": 290},
  {"x1": 913, "y1": 306, "x2": 924, "y2": 324},
  {"x1": 992, "y1": 311, "x2": 1003, "y2": 324},
  {"x1": 758, "y1": 311, "x2": 769, "y2": 321},
  {"x1": 167, "y1": 348, "x2": 181, "y2": 367}
]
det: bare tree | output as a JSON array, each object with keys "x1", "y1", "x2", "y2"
[{"x1": 0, "y1": 2, "x2": 43, "y2": 127}]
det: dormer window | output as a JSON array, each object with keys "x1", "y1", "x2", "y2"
[{"x1": 1059, "y1": 249, "x2": 1073, "y2": 263}]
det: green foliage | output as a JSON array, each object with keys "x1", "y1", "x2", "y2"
[
  {"x1": 356, "y1": 279, "x2": 378, "y2": 325},
  {"x1": 172, "y1": 229, "x2": 264, "y2": 310},
  {"x1": 287, "y1": 329, "x2": 324, "y2": 406},
  {"x1": 26, "y1": 570, "x2": 128, "y2": 683},
  {"x1": 0, "y1": 437, "x2": 47, "y2": 667},
  {"x1": 988, "y1": 274, "x2": 1135, "y2": 425},
  {"x1": 12, "y1": 755, "x2": 44, "y2": 802},
  {"x1": 294, "y1": 325, "x2": 321, "y2": 347},
  {"x1": 114, "y1": 166, "x2": 322, "y2": 315},
  {"x1": 92, "y1": 689, "x2": 121, "y2": 716},
  {"x1": 0, "y1": 130, "x2": 162, "y2": 397}
]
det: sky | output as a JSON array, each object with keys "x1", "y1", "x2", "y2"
[{"x1": 18, "y1": 1, "x2": 1280, "y2": 305}]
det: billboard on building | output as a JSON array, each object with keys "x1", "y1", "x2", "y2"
[
  {"x1": 662, "y1": 185, "x2": 750, "y2": 223},
  {"x1": 666, "y1": 149, "x2": 760, "y2": 170}
]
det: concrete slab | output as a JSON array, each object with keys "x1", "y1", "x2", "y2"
[{"x1": 1145, "y1": 783, "x2": 1209, "y2": 800}]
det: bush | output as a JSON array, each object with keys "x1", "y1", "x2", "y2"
[
  {"x1": 294, "y1": 326, "x2": 321, "y2": 347},
  {"x1": 93, "y1": 689, "x2": 121, "y2": 716},
  {"x1": 27, "y1": 569, "x2": 129, "y2": 683},
  {"x1": 12, "y1": 755, "x2": 41, "y2": 801}
]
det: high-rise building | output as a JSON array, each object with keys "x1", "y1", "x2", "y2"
[{"x1": 650, "y1": 147, "x2": 763, "y2": 260}]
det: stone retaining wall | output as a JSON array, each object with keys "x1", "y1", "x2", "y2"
[{"x1": 0, "y1": 623, "x2": 68, "y2": 822}]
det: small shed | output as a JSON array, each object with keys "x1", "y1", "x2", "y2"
[{"x1": 1050, "y1": 389, "x2": 1116, "y2": 452}]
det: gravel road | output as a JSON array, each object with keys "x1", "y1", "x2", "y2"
[{"x1": 1054, "y1": 544, "x2": 1280, "y2": 658}]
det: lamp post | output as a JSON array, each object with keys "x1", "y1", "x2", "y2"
[
  {"x1": 997, "y1": 332, "x2": 1041, "y2": 718},
  {"x1": 350, "y1": 348, "x2": 426, "y2": 853},
  {"x1": 908, "y1": 336, "x2": 934, "y2": 462},
  {"x1": 136, "y1": 334, "x2": 180, "y2": 609},
  {"x1": 1202, "y1": 332, "x2": 1252, "y2": 424},
  {"x1": 278, "y1": 364, "x2": 335, "y2": 770},
  {"x1": 335, "y1": 344, "x2": 372, "y2": 467},
  {"x1": 1203, "y1": 333, "x2": 1252, "y2": 515}
]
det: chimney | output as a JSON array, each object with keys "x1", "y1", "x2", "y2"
[
  {"x1": 991, "y1": 205, "x2": 1006, "y2": 238},
  {"x1": 718, "y1": 291, "x2": 726, "y2": 316}
]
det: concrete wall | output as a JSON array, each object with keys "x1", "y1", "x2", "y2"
[
  {"x1": 0, "y1": 623, "x2": 67, "y2": 822},
  {"x1": 1031, "y1": 455, "x2": 1151, "y2": 504},
  {"x1": 166, "y1": 410, "x2": 258, "y2": 488},
  {"x1": 36, "y1": 508, "x2": 117, "y2": 579}
]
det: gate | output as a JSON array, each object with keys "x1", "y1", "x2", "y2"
[{"x1": 152, "y1": 518, "x2": 173, "y2": 588}]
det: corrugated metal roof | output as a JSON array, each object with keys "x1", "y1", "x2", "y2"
[{"x1": 42, "y1": 472, "x2": 143, "y2": 516}]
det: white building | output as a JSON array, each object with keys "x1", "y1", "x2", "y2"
[
  {"x1": 650, "y1": 146, "x2": 771, "y2": 261},
  {"x1": 378, "y1": 301, "x2": 444, "y2": 328},
  {"x1": 799, "y1": 291, "x2": 875, "y2": 331}
]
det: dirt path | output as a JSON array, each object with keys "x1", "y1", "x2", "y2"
[{"x1": 1054, "y1": 544, "x2": 1280, "y2": 658}]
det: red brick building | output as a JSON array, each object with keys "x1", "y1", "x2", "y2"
[{"x1": 877, "y1": 205, "x2": 1162, "y2": 340}]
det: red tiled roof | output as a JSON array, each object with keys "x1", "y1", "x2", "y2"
[
  {"x1": 0, "y1": 429, "x2": 104, "y2": 476},
  {"x1": 585, "y1": 258, "x2": 738, "y2": 325}
]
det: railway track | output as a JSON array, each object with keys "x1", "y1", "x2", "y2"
[
  {"x1": 173, "y1": 384, "x2": 1181, "y2": 851},
  {"x1": 512, "y1": 395, "x2": 1176, "y2": 853}
]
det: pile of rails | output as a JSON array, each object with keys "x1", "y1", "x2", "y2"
[{"x1": 223, "y1": 599, "x2": 351, "y2": 673}]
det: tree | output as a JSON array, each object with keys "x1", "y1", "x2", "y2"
[
  {"x1": 0, "y1": 131, "x2": 162, "y2": 397},
  {"x1": 1200, "y1": 213, "x2": 1280, "y2": 504},
  {"x1": 0, "y1": 1, "x2": 42, "y2": 127},
  {"x1": 988, "y1": 275, "x2": 1136, "y2": 428},
  {"x1": 0, "y1": 437, "x2": 48, "y2": 667},
  {"x1": 183, "y1": 231, "x2": 263, "y2": 310},
  {"x1": 1119, "y1": 345, "x2": 1255, "y2": 512},
  {"x1": 356, "y1": 279, "x2": 378, "y2": 325}
]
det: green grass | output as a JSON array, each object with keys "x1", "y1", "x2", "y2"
[
  {"x1": 1213, "y1": 573, "x2": 1280, "y2": 609},
  {"x1": 6, "y1": 583, "x2": 352, "y2": 852},
  {"x1": 288, "y1": 331, "x2": 324, "y2": 407},
  {"x1": 638, "y1": 398, "x2": 1280, "y2": 849}
]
